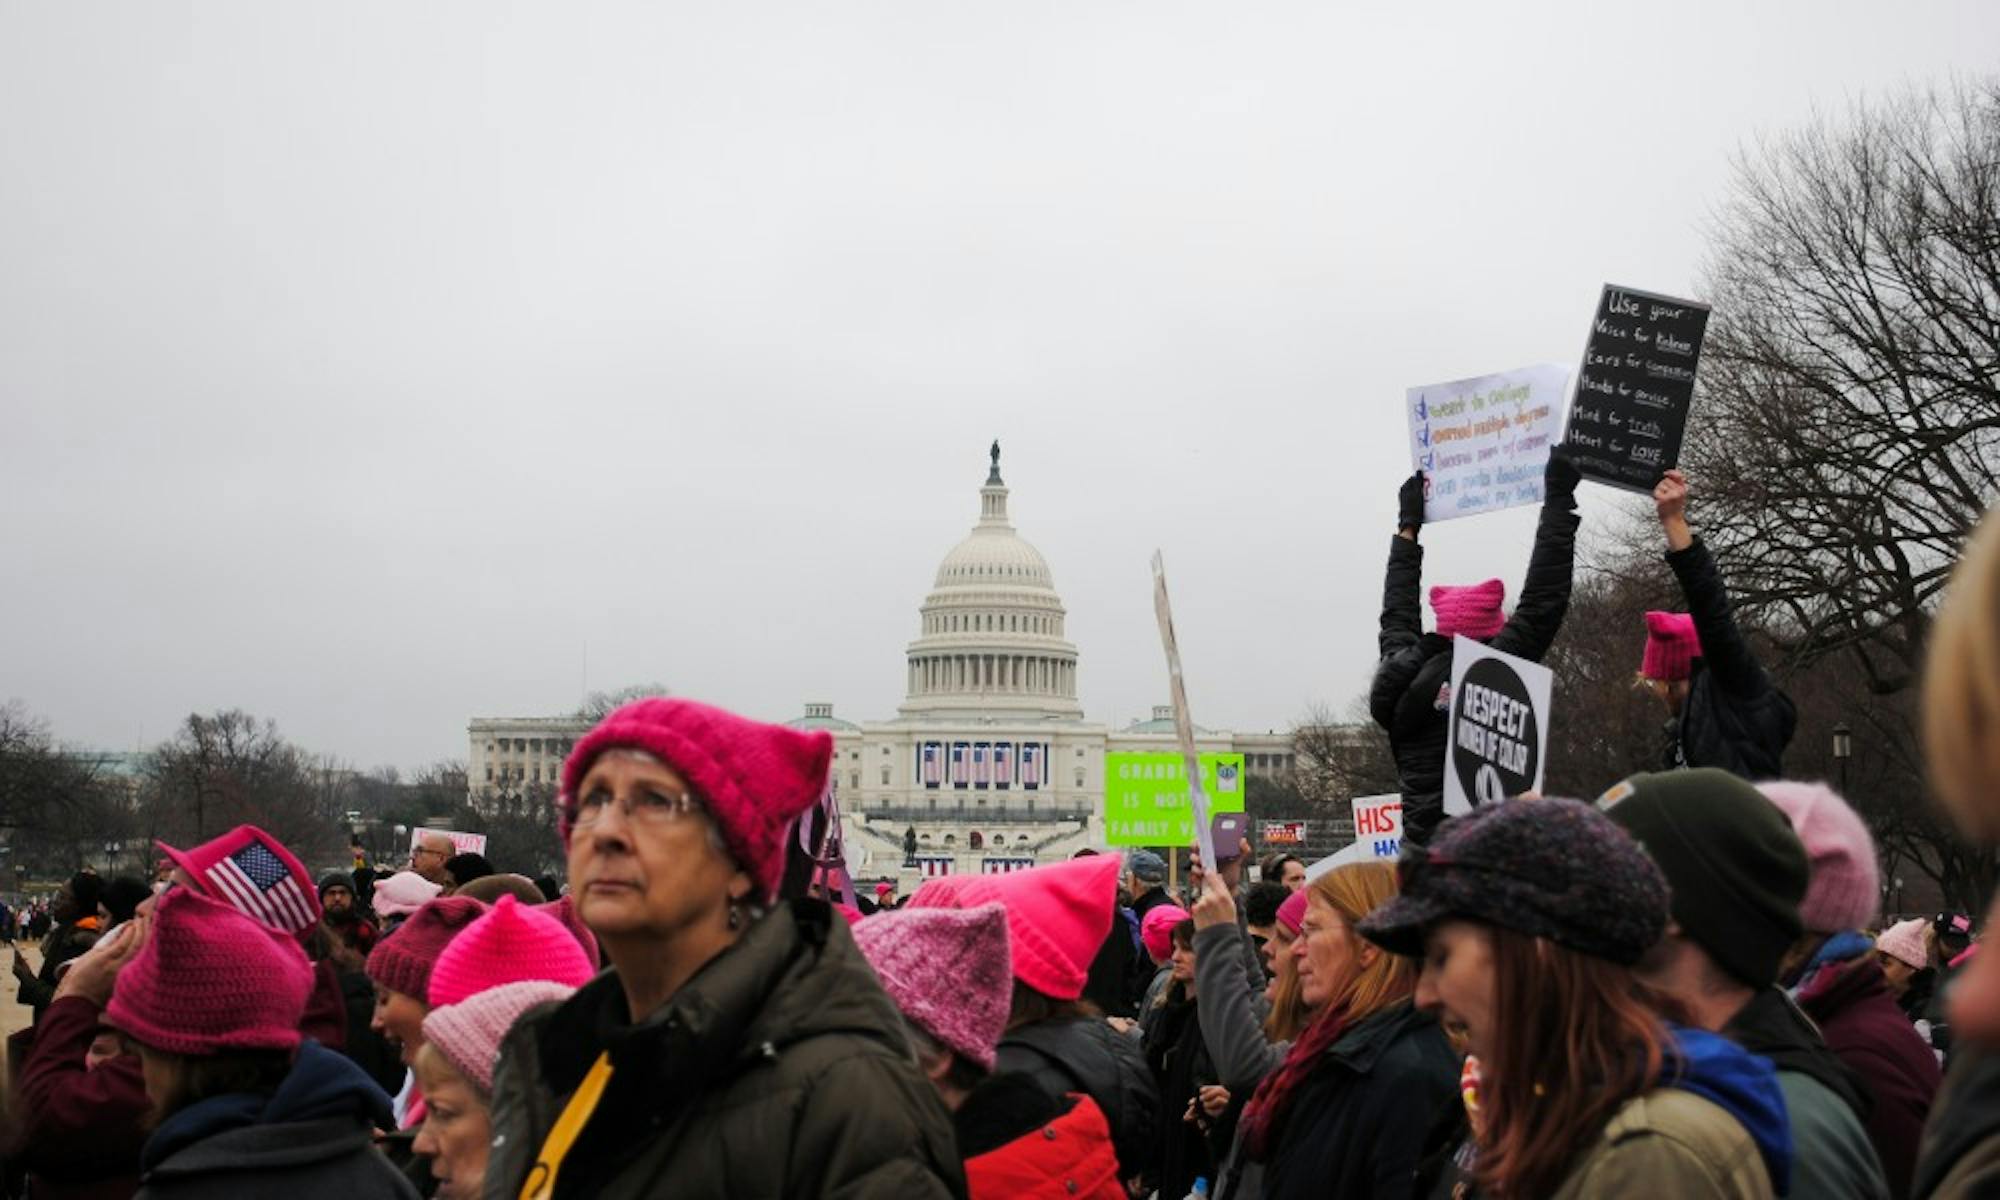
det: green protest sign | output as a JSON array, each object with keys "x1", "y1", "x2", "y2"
[{"x1": 1103, "y1": 752, "x2": 1246, "y2": 847}]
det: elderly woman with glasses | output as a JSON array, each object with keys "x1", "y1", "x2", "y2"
[{"x1": 484, "y1": 699, "x2": 964, "y2": 1200}]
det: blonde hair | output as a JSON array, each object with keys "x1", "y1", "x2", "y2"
[
  {"x1": 1263, "y1": 929, "x2": 1313, "y2": 1042},
  {"x1": 1925, "y1": 511, "x2": 2000, "y2": 842},
  {"x1": 413, "y1": 1041, "x2": 472, "y2": 1097},
  {"x1": 1308, "y1": 862, "x2": 1414, "y2": 1022}
]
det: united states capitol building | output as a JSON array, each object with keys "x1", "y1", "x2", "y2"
[{"x1": 469, "y1": 445, "x2": 1302, "y2": 883}]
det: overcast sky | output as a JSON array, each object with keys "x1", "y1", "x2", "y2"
[{"x1": 4, "y1": 2, "x2": 1995, "y2": 771}]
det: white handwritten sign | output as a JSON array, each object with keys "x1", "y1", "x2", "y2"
[{"x1": 1406, "y1": 364, "x2": 1570, "y2": 522}]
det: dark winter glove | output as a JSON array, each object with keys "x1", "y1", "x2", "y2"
[
  {"x1": 1543, "y1": 444, "x2": 1581, "y2": 501},
  {"x1": 1398, "y1": 472, "x2": 1427, "y2": 532}
]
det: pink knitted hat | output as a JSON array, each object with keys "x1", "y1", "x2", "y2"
[
  {"x1": 106, "y1": 886, "x2": 312, "y2": 1055},
  {"x1": 1275, "y1": 889, "x2": 1309, "y2": 937},
  {"x1": 1756, "y1": 781, "x2": 1881, "y2": 933},
  {"x1": 426, "y1": 895, "x2": 596, "y2": 1009},
  {"x1": 157, "y1": 824, "x2": 321, "y2": 938},
  {"x1": 1876, "y1": 918, "x2": 1931, "y2": 971},
  {"x1": 951, "y1": 856, "x2": 1119, "y2": 1001},
  {"x1": 1429, "y1": 580, "x2": 1506, "y2": 641},
  {"x1": 559, "y1": 698, "x2": 833, "y2": 902},
  {"x1": 1642, "y1": 612, "x2": 1703, "y2": 682},
  {"x1": 366, "y1": 896, "x2": 487, "y2": 1001},
  {"x1": 422, "y1": 980, "x2": 575, "y2": 1096},
  {"x1": 1140, "y1": 905, "x2": 1192, "y2": 964},
  {"x1": 853, "y1": 903, "x2": 1012, "y2": 1071},
  {"x1": 373, "y1": 870, "x2": 443, "y2": 920},
  {"x1": 535, "y1": 895, "x2": 600, "y2": 968}
]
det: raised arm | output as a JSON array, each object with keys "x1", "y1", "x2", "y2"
[
  {"x1": 1657, "y1": 470, "x2": 1771, "y2": 698},
  {"x1": 1489, "y1": 447, "x2": 1582, "y2": 663},
  {"x1": 1379, "y1": 473, "x2": 1428, "y2": 658}
]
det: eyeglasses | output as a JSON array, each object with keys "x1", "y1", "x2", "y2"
[{"x1": 568, "y1": 786, "x2": 705, "y2": 828}]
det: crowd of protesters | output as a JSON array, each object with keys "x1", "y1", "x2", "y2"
[{"x1": 2, "y1": 462, "x2": 2000, "y2": 1198}]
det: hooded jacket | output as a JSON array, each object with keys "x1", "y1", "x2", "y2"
[
  {"x1": 997, "y1": 1013, "x2": 1161, "y2": 1185},
  {"x1": 1550, "y1": 1027, "x2": 1791, "y2": 1200},
  {"x1": 1370, "y1": 493, "x2": 1580, "y2": 845},
  {"x1": 134, "y1": 1040, "x2": 416, "y2": 1199},
  {"x1": 482, "y1": 899, "x2": 964, "y2": 1200},
  {"x1": 1724, "y1": 986, "x2": 1889, "y2": 1200},
  {"x1": 3, "y1": 995, "x2": 149, "y2": 1200},
  {"x1": 1658, "y1": 538, "x2": 1797, "y2": 778},
  {"x1": 1798, "y1": 956, "x2": 1944, "y2": 1199},
  {"x1": 956, "y1": 1075, "x2": 1126, "y2": 1200}
]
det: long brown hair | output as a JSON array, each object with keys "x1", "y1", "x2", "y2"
[
  {"x1": 1263, "y1": 927, "x2": 1313, "y2": 1042},
  {"x1": 1473, "y1": 927, "x2": 1669, "y2": 1199}
]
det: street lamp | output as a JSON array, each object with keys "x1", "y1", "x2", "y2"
[
  {"x1": 103, "y1": 840, "x2": 123, "y2": 873},
  {"x1": 1832, "y1": 722, "x2": 1852, "y2": 793}
]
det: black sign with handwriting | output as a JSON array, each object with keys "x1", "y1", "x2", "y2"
[{"x1": 1563, "y1": 284, "x2": 1710, "y2": 492}]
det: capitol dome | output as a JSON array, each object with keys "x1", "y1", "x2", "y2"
[{"x1": 898, "y1": 444, "x2": 1082, "y2": 721}]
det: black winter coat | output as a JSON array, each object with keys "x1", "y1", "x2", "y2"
[
  {"x1": 1371, "y1": 494, "x2": 1580, "y2": 844},
  {"x1": 1259, "y1": 1002, "x2": 1459, "y2": 1200},
  {"x1": 483, "y1": 899, "x2": 964, "y2": 1200},
  {"x1": 997, "y1": 1015, "x2": 1161, "y2": 1185},
  {"x1": 1658, "y1": 537, "x2": 1796, "y2": 779}
]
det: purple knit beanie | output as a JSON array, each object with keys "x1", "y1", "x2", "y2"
[
  {"x1": 853, "y1": 903, "x2": 1012, "y2": 1071},
  {"x1": 366, "y1": 895, "x2": 487, "y2": 1001},
  {"x1": 422, "y1": 980, "x2": 574, "y2": 1096}
]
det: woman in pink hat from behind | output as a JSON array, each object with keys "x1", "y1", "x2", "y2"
[
  {"x1": 481, "y1": 698, "x2": 963, "y2": 1200},
  {"x1": 1370, "y1": 448, "x2": 1583, "y2": 846}
]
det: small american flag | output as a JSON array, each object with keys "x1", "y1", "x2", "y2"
[
  {"x1": 994, "y1": 742, "x2": 1012, "y2": 788},
  {"x1": 951, "y1": 743, "x2": 968, "y2": 789},
  {"x1": 206, "y1": 840, "x2": 317, "y2": 934},
  {"x1": 1022, "y1": 743, "x2": 1041, "y2": 789},
  {"x1": 922, "y1": 744, "x2": 941, "y2": 788}
]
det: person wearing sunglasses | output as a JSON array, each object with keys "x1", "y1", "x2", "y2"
[
  {"x1": 483, "y1": 698, "x2": 962, "y2": 1200},
  {"x1": 1360, "y1": 799, "x2": 1791, "y2": 1199}
]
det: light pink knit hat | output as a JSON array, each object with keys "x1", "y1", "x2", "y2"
[
  {"x1": 106, "y1": 886, "x2": 313, "y2": 1055},
  {"x1": 422, "y1": 980, "x2": 576, "y2": 1096},
  {"x1": 426, "y1": 894, "x2": 596, "y2": 1009},
  {"x1": 1876, "y1": 918, "x2": 1931, "y2": 971},
  {"x1": 373, "y1": 870, "x2": 443, "y2": 920},
  {"x1": 1756, "y1": 781, "x2": 1881, "y2": 933},
  {"x1": 1429, "y1": 580, "x2": 1506, "y2": 641},
  {"x1": 853, "y1": 904, "x2": 1012, "y2": 1071}
]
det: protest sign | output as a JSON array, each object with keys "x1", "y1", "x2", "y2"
[
  {"x1": 1351, "y1": 794, "x2": 1404, "y2": 859},
  {"x1": 1406, "y1": 364, "x2": 1569, "y2": 521},
  {"x1": 1260, "y1": 820, "x2": 1307, "y2": 848},
  {"x1": 408, "y1": 827, "x2": 487, "y2": 857},
  {"x1": 1565, "y1": 284, "x2": 1711, "y2": 492},
  {"x1": 1443, "y1": 636, "x2": 1553, "y2": 815},
  {"x1": 1103, "y1": 752, "x2": 1246, "y2": 847},
  {"x1": 1150, "y1": 551, "x2": 1217, "y2": 869}
]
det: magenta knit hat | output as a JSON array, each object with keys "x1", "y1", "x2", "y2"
[
  {"x1": 559, "y1": 698, "x2": 833, "y2": 902},
  {"x1": 1756, "y1": 781, "x2": 1881, "y2": 933},
  {"x1": 1642, "y1": 611, "x2": 1703, "y2": 682},
  {"x1": 1429, "y1": 580, "x2": 1506, "y2": 640},
  {"x1": 106, "y1": 886, "x2": 312, "y2": 1055},
  {"x1": 1275, "y1": 889, "x2": 1308, "y2": 937},
  {"x1": 853, "y1": 903, "x2": 1012, "y2": 1071},
  {"x1": 536, "y1": 895, "x2": 600, "y2": 969},
  {"x1": 1876, "y1": 918, "x2": 1930, "y2": 971},
  {"x1": 908, "y1": 875, "x2": 971, "y2": 909},
  {"x1": 157, "y1": 824, "x2": 321, "y2": 938},
  {"x1": 373, "y1": 870, "x2": 443, "y2": 920},
  {"x1": 426, "y1": 895, "x2": 596, "y2": 1008},
  {"x1": 950, "y1": 857, "x2": 1119, "y2": 1001},
  {"x1": 422, "y1": 980, "x2": 575, "y2": 1097},
  {"x1": 366, "y1": 896, "x2": 487, "y2": 1001},
  {"x1": 1140, "y1": 904, "x2": 1191, "y2": 964}
]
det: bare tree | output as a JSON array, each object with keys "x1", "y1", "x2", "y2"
[
  {"x1": 575, "y1": 683, "x2": 672, "y2": 722},
  {"x1": 1687, "y1": 81, "x2": 2000, "y2": 694}
]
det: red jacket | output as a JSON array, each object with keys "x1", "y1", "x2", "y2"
[
  {"x1": 965, "y1": 1093, "x2": 1126, "y2": 1200},
  {"x1": 1800, "y1": 956, "x2": 1943, "y2": 1199},
  {"x1": 3, "y1": 995, "x2": 148, "y2": 1200}
]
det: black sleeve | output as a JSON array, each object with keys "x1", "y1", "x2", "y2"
[
  {"x1": 1371, "y1": 537, "x2": 1428, "y2": 729},
  {"x1": 1488, "y1": 492, "x2": 1581, "y2": 663},
  {"x1": 1666, "y1": 536, "x2": 1773, "y2": 698}
]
